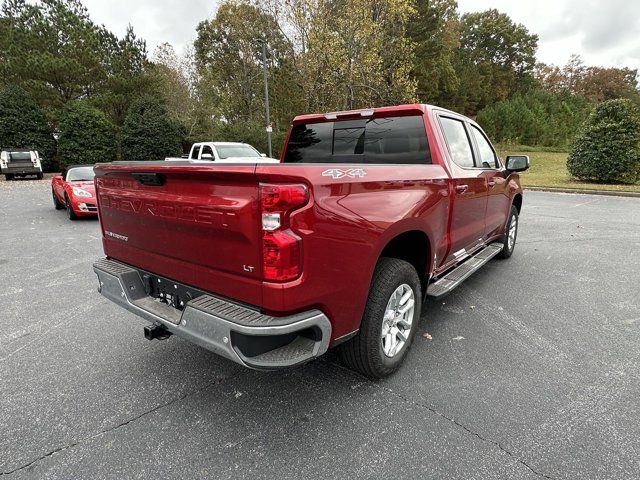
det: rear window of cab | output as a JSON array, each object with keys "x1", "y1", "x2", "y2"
[{"x1": 284, "y1": 115, "x2": 432, "y2": 164}]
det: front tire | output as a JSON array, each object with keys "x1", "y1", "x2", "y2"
[
  {"x1": 339, "y1": 258, "x2": 422, "y2": 379},
  {"x1": 498, "y1": 205, "x2": 519, "y2": 259},
  {"x1": 65, "y1": 195, "x2": 78, "y2": 220},
  {"x1": 52, "y1": 189, "x2": 64, "y2": 210}
]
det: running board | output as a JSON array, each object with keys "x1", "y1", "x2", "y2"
[{"x1": 427, "y1": 244, "x2": 503, "y2": 298}]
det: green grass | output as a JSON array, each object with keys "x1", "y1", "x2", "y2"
[{"x1": 497, "y1": 145, "x2": 640, "y2": 193}]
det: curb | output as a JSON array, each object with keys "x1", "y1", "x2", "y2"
[{"x1": 524, "y1": 186, "x2": 640, "y2": 198}]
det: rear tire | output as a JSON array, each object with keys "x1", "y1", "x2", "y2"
[
  {"x1": 498, "y1": 205, "x2": 519, "y2": 259},
  {"x1": 53, "y1": 189, "x2": 64, "y2": 210},
  {"x1": 339, "y1": 257, "x2": 421, "y2": 379},
  {"x1": 37, "y1": 172, "x2": 43, "y2": 180},
  {"x1": 5, "y1": 174, "x2": 13, "y2": 181},
  {"x1": 65, "y1": 195, "x2": 78, "y2": 220}
]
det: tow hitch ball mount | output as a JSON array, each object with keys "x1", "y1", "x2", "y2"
[{"x1": 144, "y1": 323, "x2": 172, "y2": 341}]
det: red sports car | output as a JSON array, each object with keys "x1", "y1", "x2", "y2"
[{"x1": 51, "y1": 165, "x2": 98, "y2": 219}]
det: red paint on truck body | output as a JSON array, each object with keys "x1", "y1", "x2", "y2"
[{"x1": 94, "y1": 104, "x2": 523, "y2": 344}]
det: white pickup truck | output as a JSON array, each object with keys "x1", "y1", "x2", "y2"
[{"x1": 166, "y1": 142, "x2": 280, "y2": 163}]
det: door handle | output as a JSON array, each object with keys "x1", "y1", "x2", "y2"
[
  {"x1": 488, "y1": 176, "x2": 503, "y2": 188},
  {"x1": 455, "y1": 184, "x2": 469, "y2": 194}
]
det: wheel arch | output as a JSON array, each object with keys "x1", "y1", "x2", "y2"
[
  {"x1": 378, "y1": 230, "x2": 431, "y2": 297},
  {"x1": 512, "y1": 193, "x2": 523, "y2": 213}
]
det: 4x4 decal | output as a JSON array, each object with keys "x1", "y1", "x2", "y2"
[{"x1": 322, "y1": 168, "x2": 367, "y2": 179}]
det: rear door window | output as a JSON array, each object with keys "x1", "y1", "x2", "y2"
[
  {"x1": 439, "y1": 117, "x2": 475, "y2": 168},
  {"x1": 284, "y1": 115, "x2": 431, "y2": 164}
]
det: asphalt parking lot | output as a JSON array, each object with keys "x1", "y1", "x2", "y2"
[{"x1": 1, "y1": 178, "x2": 639, "y2": 479}]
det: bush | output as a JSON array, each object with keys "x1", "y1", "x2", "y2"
[
  {"x1": 57, "y1": 101, "x2": 118, "y2": 169},
  {"x1": 567, "y1": 99, "x2": 640, "y2": 184},
  {"x1": 0, "y1": 85, "x2": 57, "y2": 171},
  {"x1": 121, "y1": 96, "x2": 183, "y2": 161}
]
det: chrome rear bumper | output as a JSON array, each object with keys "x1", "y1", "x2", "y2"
[{"x1": 93, "y1": 258, "x2": 331, "y2": 369}]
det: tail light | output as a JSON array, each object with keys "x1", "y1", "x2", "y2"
[{"x1": 260, "y1": 183, "x2": 309, "y2": 281}]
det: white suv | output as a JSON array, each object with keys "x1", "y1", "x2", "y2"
[{"x1": 1, "y1": 149, "x2": 43, "y2": 180}]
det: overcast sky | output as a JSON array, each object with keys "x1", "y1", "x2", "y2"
[{"x1": 82, "y1": 0, "x2": 639, "y2": 69}]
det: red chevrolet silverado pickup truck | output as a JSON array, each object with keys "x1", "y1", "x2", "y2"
[{"x1": 93, "y1": 104, "x2": 529, "y2": 378}]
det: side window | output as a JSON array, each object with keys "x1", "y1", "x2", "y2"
[
  {"x1": 470, "y1": 126, "x2": 498, "y2": 169},
  {"x1": 201, "y1": 145, "x2": 215, "y2": 159},
  {"x1": 439, "y1": 117, "x2": 475, "y2": 168},
  {"x1": 190, "y1": 146, "x2": 201, "y2": 159}
]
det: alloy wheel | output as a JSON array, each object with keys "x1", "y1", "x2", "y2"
[
  {"x1": 381, "y1": 284, "x2": 415, "y2": 358},
  {"x1": 507, "y1": 214, "x2": 518, "y2": 251}
]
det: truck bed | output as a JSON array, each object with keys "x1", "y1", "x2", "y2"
[{"x1": 94, "y1": 160, "x2": 451, "y2": 341}]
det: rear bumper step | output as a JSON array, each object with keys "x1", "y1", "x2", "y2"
[
  {"x1": 93, "y1": 258, "x2": 331, "y2": 369},
  {"x1": 427, "y1": 244, "x2": 503, "y2": 298}
]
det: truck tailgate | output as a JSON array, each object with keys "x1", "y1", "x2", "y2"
[{"x1": 94, "y1": 163, "x2": 263, "y2": 303}]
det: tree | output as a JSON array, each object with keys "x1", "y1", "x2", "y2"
[
  {"x1": 1, "y1": 0, "x2": 106, "y2": 115},
  {"x1": 195, "y1": 1, "x2": 300, "y2": 128},
  {"x1": 561, "y1": 54, "x2": 586, "y2": 93},
  {"x1": 0, "y1": 84, "x2": 56, "y2": 170},
  {"x1": 536, "y1": 55, "x2": 639, "y2": 104},
  {"x1": 577, "y1": 67, "x2": 639, "y2": 103},
  {"x1": 568, "y1": 99, "x2": 640, "y2": 184},
  {"x1": 149, "y1": 43, "x2": 200, "y2": 141},
  {"x1": 95, "y1": 24, "x2": 153, "y2": 127},
  {"x1": 535, "y1": 63, "x2": 566, "y2": 94},
  {"x1": 0, "y1": 0, "x2": 150, "y2": 122},
  {"x1": 449, "y1": 9, "x2": 538, "y2": 115},
  {"x1": 477, "y1": 89, "x2": 590, "y2": 148},
  {"x1": 57, "y1": 101, "x2": 117, "y2": 168},
  {"x1": 121, "y1": 96, "x2": 183, "y2": 161},
  {"x1": 300, "y1": 0, "x2": 417, "y2": 111},
  {"x1": 408, "y1": 0, "x2": 459, "y2": 104}
]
